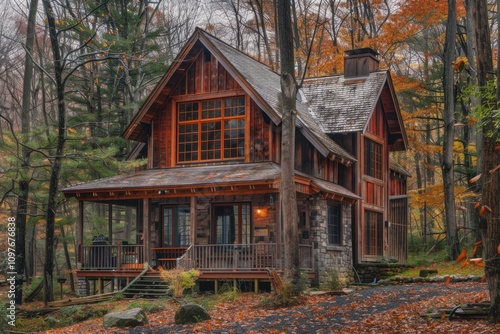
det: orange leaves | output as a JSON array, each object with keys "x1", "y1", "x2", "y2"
[
  {"x1": 469, "y1": 174, "x2": 481, "y2": 184},
  {"x1": 472, "y1": 241, "x2": 482, "y2": 257},
  {"x1": 490, "y1": 165, "x2": 500, "y2": 175},
  {"x1": 453, "y1": 57, "x2": 468, "y2": 72},
  {"x1": 445, "y1": 276, "x2": 451, "y2": 287},
  {"x1": 456, "y1": 249, "x2": 467, "y2": 263},
  {"x1": 460, "y1": 260, "x2": 468, "y2": 269},
  {"x1": 479, "y1": 205, "x2": 492, "y2": 217},
  {"x1": 481, "y1": 274, "x2": 487, "y2": 283},
  {"x1": 497, "y1": 244, "x2": 500, "y2": 255},
  {"x1": 474, "y1": 202, "x2": 480, "y2": 209}
]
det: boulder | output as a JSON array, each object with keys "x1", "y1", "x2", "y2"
[
  {"x1": 103, "y1": 307, "x2": 148, "y2": 328},
  {"x1": 174, "y1": 303, "x2": 211, "y2": 324}
]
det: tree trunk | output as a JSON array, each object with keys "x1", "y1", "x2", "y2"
[
  {"x1": 472, "y1": 0, "x2": 500, "y2": 323},
  {"x1": 15, "y1": 0, "x2": 39, "y2": 305},
  {"x1": 42, "y1": 0, "x2": 68, "y2": 305},
  {"x1": 277, "y1": 0, "x2": 301, "y2": 293},
  {"x1": 442, "y1": 0, "x2": 460, "y2": 261}
]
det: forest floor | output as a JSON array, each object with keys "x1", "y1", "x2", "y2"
[
  {"x1": 7, "y1": 280, "x2": 498, "y2": 334},
  {"x1": 2, "y1": 263, "x2": 496, "y2": 333}
]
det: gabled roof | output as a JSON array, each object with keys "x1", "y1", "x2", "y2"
[
  {"x1": 123, "y1": 28, "x2": 356, "y2": 164},
  {"x1": 301, "y1": 71, "x2": 408, "y2": 151}
]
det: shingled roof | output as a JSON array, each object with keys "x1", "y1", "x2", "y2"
[{"x1": 301, "y1": 72, "x2": 387, "y2": 133}]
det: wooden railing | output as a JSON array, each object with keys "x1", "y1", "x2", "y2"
[
  {"x1": 79, "y1": 244, "x2": 144, "y2": 270},
  {"x1": 177, "y1": 243, "x2": 314, "y2": 272}
]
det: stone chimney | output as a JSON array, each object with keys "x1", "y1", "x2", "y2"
[{"x1": 344, "y1": 48, "x2": 379, "y2": 78}]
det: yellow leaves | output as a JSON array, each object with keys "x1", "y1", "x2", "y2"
[
  {"x1": 456, "y1": 249, "x2": 467, "y2": 263},
  {"x1": 68, "y1": 128, "x2": 77, "y2": 134}
]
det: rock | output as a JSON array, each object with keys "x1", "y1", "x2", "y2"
[
  {"x1": 103, "y1": 308, "x2": 148, "y2": 328},
  {"x1": 175, "y1": 303, "x2": 211, "y2": 324}
]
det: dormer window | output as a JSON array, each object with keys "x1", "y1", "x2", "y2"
[{"x1": 177, "y1": 96, "x2": 246, "y2": 162}]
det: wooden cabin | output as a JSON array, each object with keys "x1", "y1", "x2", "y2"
[{"x1": 62, "y1": 29, "x2": 409, "y2": 293}]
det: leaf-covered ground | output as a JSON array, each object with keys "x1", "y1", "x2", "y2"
[{"x1": 38, "y1": 281, "x2": 500, "y2": 334}]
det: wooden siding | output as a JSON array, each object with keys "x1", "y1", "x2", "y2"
[{"x1": 359, "y1": 103, "x2": 392, "y2": 261}]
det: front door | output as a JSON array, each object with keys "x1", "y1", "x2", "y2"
[
  {"x1": 213, "y1": 204, "x2": 251, "y2": 244},
  {"x1": 162, "y1": 206, "x2": 190, "y2": 247}
]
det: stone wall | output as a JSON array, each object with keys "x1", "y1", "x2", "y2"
[
  {"x1": 354, "y1": 263, "x2": 410, "y2": 283},
  {"x1": 306, "y1": 196, "x2": 353, "y2": 286}
]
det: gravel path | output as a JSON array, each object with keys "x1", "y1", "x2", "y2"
[{"x1": 127, "y1": 282, "x2": 485, "y2": 334}]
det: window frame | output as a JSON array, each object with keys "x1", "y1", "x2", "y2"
[
  {"x1": 162, "y1": 205, "x2": 191, "y2": 247},
  {"x1": 176, "y1": 96, "x2": 246, "y2": 163},
  {"x1": 327, "y1": 204, "x2": 342, "y2": 245},
  {"x1": 212, "y1": 203, "x2": 252, "y2": 245},
  {"x1": 364, "y1": 137, "x2": 383, "y2": 180},
  {"x1": 364, "y1": 210, "x2": 383, "y2": 256}
]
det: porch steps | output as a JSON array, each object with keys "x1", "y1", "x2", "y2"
[{"x1": 123, "y1": 273, "x2": 171, "y2": 298}]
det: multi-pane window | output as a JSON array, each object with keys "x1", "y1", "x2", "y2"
[
  {"x1": 327, "y1": 204, "x2": 341, "y2": 245},
  {"x1": 364, "y1": 138, "x2": 382, "y2": 179},
  {"x1": 178, "y1": 97, "x2": 245, "y2": 162},
  {"x1": 364, "y1": 210, "x2": 383, "y2": 256},
  {"x1": 214, "y1": 204, "x2": 251, "y2": 244},
  {"x1": 163, "y1": 206, "x2": 191, "y2": 247}
]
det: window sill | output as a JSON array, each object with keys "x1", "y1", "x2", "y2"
[{"x1": 326, "y1": 245, "x2": 344, "y2": 252}]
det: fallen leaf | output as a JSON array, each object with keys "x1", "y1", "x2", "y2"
[
  {"x1": 498, "y1": 244, "x2": 500, "y2": 255},
  {"x1": 461, "y1": 260, "x2": 468, "y2": 269},
  {"x1": 474, "y1": 202, "x2": 480, "y2": 209},
  {"x1": 469, "y1": 174, "x2": 481, "y2": 183},
  {"x1": 456, "y1": 249, "x2": 467, "y2": 263},
  {"x1": 482, "y1": 274, "x2": 487, "y2": 282},
  {"x1": 445, "y1": 276, "x2": 451, "y2": 287},
  {"x1": 490, "y1": 165, "x2": 500, "y2": 174}
]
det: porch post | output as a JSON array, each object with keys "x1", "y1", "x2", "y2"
[
  {"x1": 78, "y1": 201, "x2": 84, "y2": 267},
  {"x1": 190, "y1": 196, "x2": 196, "y2": 245},
  {"x1": 143, "y1": 198, "x2": 150, "y2": 263},
  {"x1": 276, "y1": 192, "x2": 282, "y2": 269}
]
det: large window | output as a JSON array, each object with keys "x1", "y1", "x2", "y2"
[
  {"x1": 178, "y1": 97, "x2": 245, "y2": 162},
  {"x1": 328, "y1": 204, "x2": 342, "y2": 245},
  {"x1": 364, "y1": 210, "x2": 383, "y2": 256},
  {"x1": 364, "y1": 138, "x2": 382, "y2": 179},
  {"x1": 163, "y1": 206, "x2": 191, "y2": 247},
  {"x1": 214, "y1": 204, "x2": 251, "y2": 244}
]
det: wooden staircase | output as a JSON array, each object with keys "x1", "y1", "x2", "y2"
[{"x1": 123, "y1": 272, "x2": 170, "y2": 298}]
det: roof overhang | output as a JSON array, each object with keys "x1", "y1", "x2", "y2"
[{"x1": 63, "y1": 163, "x2": 359, "y2": 203}]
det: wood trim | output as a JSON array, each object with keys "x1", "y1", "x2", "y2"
[
  {"x1": 170, "y1": 99, "x2": 176, "y2": 167},
  {"x1": 143, "y1": 199, "x2": 150, "y2": 262},
  {"x1": 245, "y1": 95, "x2": 251, "y2": 162},
  {"x1": 171, "y1": 89, "x2": 246, "y2": 102}
]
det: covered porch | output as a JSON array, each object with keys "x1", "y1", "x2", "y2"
[{"x1": 63, "y1": 163, "x2": 359, "y2": 292}]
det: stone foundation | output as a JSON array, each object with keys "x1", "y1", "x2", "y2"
[{"x1": 354, "y1": 263, "x2": 411, "y2": 283}]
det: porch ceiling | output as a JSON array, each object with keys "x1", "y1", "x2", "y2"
[{"x1": 62, "y1": 162, "x2": 359, "y2": 202}]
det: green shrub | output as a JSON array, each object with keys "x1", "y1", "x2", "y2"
[
  {"x1": 324, "y1": 269, "x2": 341, "y2": 291},
  {"x1": 160, "y1": 269, "x2": 200, "y2": 298}
]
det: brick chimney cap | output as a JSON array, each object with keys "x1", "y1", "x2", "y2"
[{"x1": 345, "y1": 48, "x2": 379, "y2": 57}]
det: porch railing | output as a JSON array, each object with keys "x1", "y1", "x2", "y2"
[
  {"x1": 177, "y1": 243, "x2": 314, "y2": 272},
  {"x1": 79, "y1": 244, "x2": 144, "y2": 271}
]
